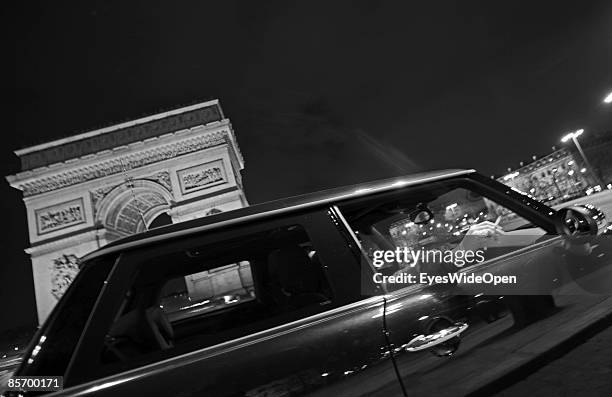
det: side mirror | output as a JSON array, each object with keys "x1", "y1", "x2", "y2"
[{"x1": 555, "y1": 204, "x2": 608, "y2": 241}]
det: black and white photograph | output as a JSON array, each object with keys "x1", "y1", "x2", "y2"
[{"x1": 3, "y1": 1, "x2": 612, "y2": 396}]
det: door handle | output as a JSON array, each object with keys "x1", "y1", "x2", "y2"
[{"x1": 405, "y1": 322, "x2": 469, "y2": 352}]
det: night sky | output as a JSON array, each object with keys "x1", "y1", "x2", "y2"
[{"x1": 5, "y1": 1, "x2": 612, "y2": 331}]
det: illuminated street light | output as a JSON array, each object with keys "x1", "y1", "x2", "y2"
[
  {"x1": 561, "y1": 129, "x2": 603, "y2": 187},
  {"x1": 561, "y1": 128, "x2": 583, "y2": 142},
  {"x1": 604, "y1": 91, "x2": 612, "y2": 104}
]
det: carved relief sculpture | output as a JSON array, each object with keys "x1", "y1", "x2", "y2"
[
  {"x1": 35, "y1": 198, "x2": 86, "y2": 235},
  {"x1": 177, "y1": 159, "x2": 227, "y2": 194},
  {"x1": 50, "y1": 254, "x2": 80, "y2": 300}
]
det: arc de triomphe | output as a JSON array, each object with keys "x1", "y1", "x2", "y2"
[{"x1": 6, "y1": 100, "x2": 249, "y2": 323}]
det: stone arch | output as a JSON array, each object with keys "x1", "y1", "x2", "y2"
[{"x1": 96, "y1": 179, "x2": 173, "y2": 239}]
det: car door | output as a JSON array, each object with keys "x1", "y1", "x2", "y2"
[
  {"x1": 55, "y1": 210, "x2": 408, "y2": 397},
  {"x1": 335, "y1": 173, "x2": 612, "y2": 396}
]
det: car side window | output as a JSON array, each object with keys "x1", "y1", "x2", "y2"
[
  {"x1": 96, "y1": 223, "x2": 333, "y2": 377},
  {"x1": 339, "y1": 181, "x2": 550, "y2": 281}
]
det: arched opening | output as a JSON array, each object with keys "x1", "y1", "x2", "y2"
[
  {"x1": 96, "y1": 179, "x2": 173, "y2": 241},
  {"x1": 149, "y1": 212, "x2": 173, "y2": 229}
]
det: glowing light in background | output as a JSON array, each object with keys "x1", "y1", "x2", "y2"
[
  {"x1": 561, "y1": 129, "x2": 583, "y2": 142},
  {"x1": 503, "y1": 171, "x2": 519, "y2": 181}
]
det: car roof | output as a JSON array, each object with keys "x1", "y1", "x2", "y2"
[{"x1": 83, "y1": 168, "x2": 475, "y2": 261}]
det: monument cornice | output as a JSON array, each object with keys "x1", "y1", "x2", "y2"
[
  {"x1": 16, "y1": 100, "x2": 224, "y2": 171},
  {"x1": 9, "y1": 126, "x2": 236, "y2": 197}
]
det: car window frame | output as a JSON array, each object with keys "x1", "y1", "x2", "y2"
[
  {"x1": 331, "y1": 174, "x2": 560, "y2": 291},
  {"x1": 64, "y1": 207, "x2": 363, "y2": 385},
  {"x1": 329, "y1": 205, "x2": 385, "y2": 296},
  {"x1": 335, "y1": 174, "x2": 558, "y2": 241},
  {"x1": 466, "y1": 173, "x2": 558, "y2": 233}
]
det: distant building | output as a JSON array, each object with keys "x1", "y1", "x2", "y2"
[
  {"x1": 6, "y1": 100, "x2": 251, "y2": 323},
  {"x1": 496, "y1": 148, "x2": 590, "y2": 205},
  {"x1": 573, "y1": 130, "x2": 612, "y2": 186}
]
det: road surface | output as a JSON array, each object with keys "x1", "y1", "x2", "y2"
[{"x1": 494, "y1": 324, "x2": 612, "y2": 396}]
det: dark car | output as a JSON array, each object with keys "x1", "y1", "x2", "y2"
[{"x1": 8, "y1": 169, "x2": 612, "y2": 397}]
